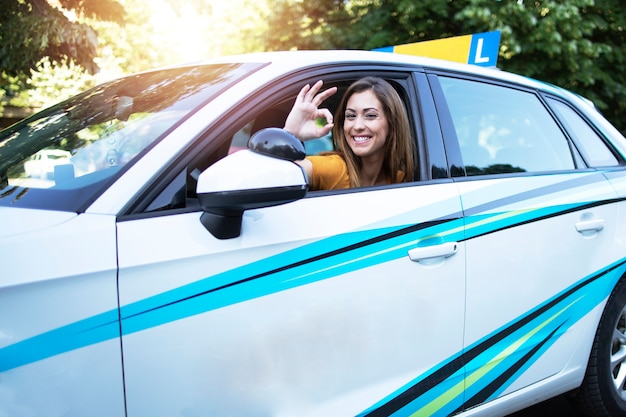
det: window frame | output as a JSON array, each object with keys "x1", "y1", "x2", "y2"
[
  {"x1": 426, "y1": 70, "x2": 586, "y2": 179},
  {"x1": 542, "y1": 94, "x2": 622, "y2": 168},
  {"x1": 120, "y1": 65, "x2": 441, "y2": 220}
]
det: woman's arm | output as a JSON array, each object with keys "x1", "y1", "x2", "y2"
[{"x1": 295, "y1": 158, "x2": 313, "y2": 183}]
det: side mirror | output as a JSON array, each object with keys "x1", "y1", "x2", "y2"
[
  {"x1": 196, "y1": 148, "x2": 307, "y2": 239},
  {"x1": 247, "y1": 127, "x2": 306, "y2": 161}
]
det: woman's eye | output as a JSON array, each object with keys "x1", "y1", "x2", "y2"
[
  {"x1": 345, "y1": 114, "x2": 356, "y2": 120},
  {"x1": 365, "y1": 113, "x2": 378, "y2": 120}
]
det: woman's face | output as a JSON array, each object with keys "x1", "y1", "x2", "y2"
[{"x1": 343, "y1": 90, "x2": 389, "y2": 160}]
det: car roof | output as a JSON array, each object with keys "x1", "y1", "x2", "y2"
[
  {"x1": 197, "y1": 49, "x2": 564, "y2": 95},
  {"x1": 126, "y1": 50, "x2": 580, "y2": 108}
]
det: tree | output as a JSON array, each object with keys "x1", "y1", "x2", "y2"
[
  {"x1": 455, "y1": 0, "x2": 619, "y2": 127},
  {"x1": 581, "y1": 0, "x2": 626, "y2": 128},
  {"x1": 264, "y1": 0, "x2": 626, "y2": 134},
  {"x1": 0, "y1": 0, "x2": 126, "y2": 123},
  {"x1": 0, "y1": 0, "x2": 125, "y2": 76},
  {"x1": 1, "y1": 0, "x2": 274, "y2": 118},
  {"x1": 8, "y1": 0, "x2": 625, "y2": 135}
]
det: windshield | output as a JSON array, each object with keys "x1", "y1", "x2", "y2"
[{"x1": 0, "y1": 63, "x2": 260, "y2": 211}]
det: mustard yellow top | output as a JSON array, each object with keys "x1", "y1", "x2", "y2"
[
  {"x1": 306, "y1": 154, "x2": 350, "y2": 190},
  {"x1": 306, "y1": 154, "x2": 407, "y2": 191}
]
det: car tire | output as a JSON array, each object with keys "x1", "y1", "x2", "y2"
[{"x1": 573, "y1": 275, "x2": 626, "y2": 417}]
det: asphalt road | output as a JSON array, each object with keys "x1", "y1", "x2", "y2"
[{"x1": 507, "y1": 394, "x2": 585, "y2": 416}]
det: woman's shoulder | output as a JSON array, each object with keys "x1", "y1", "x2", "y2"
[
  {"x1": 307, "y1": 152, "x2": 344, "y2": 162},
  {"x1": 307, "y1": 152, "x2": 346, "y2": 169},
  {"x1": 306, "y1": 153, "x2": 350, "y2": 190}
]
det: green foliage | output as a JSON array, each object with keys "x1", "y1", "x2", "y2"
[
  {"x1": 58, "y1": 0, "x2": 125, "y2": 22},
  {"x1": 456, "y1": 0, "x2": 624, "y2": 133},
  {"x1": 457, "y1": 1, "x2": 606, "y2": 87},
  {"x1": 580, "y1": 0, "x2": 626, "y2": 127},
  {"x1": 265, "y1": 0, "x2": 626, "y2": 133},
  {"x1": 0, "y1": 0, "x2": 124, "y2": 76},
  {"x1": 0, "y1": 0, "x2": 124, "y2": 118},
  {"x1": 18, "y1": 58, "x2": 96, "y2": 109},
  {"x1": 3, "y1": 0, "x2": 626, "y2": 136},
  {"x1": 1, "y1": 0, "x2": 273, "y2": 118}
]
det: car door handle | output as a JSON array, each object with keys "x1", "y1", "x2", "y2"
[
  {"x1": 575, "y1": 218, "x2": 605, "y2": 233},
  {"x1": 408, "y1": 242, "x2": 458, "y2": 262}
]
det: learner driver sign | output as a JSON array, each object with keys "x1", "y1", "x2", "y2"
[{"x1": 374, "y1": 30, "x2": 501, "y2": 68}]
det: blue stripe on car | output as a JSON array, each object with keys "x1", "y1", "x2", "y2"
[
  {"x1": 0, "y1": 171, "x2": 622, "y2": 417},
  {"x1": 358, "y1": 259, "x2": 626, "y2": 416}
]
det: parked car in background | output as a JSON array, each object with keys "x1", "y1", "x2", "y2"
[
  {"x1": 1, "y1": 50, "x2": 626, "y2": 417},
  {"x1": 22, "y1": 148, "x2": 72, "y2": 180}
]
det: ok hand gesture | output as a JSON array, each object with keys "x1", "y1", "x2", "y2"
[{"x1": 284, "y1": 80, "x2": 337, "y2": 140}]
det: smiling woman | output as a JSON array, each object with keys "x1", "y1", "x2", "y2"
[{"x1": 285, "y1": 77, "x2": 416, "y2": 190}]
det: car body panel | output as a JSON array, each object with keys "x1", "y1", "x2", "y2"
[
  {"x1": 0, "y1": 211, "x2": 124, "y2": 416},
  {"x1": 0, "y1": 207, "x2": 76, "y2": 240},
  {"x1": 349, "y1": 172, "x2": 625, "y2": 417},
  {"x1": 459, "y1": 172, "x2": 621, "y2": 396}
]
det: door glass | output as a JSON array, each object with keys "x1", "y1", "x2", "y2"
[
  {"x1": 440, "y1": 77, "x2": 575, "y2": 175},
  {"x1": 546, "y1": 98, "x2": 618, "y2": 167}
]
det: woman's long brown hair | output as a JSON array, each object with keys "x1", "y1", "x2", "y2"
[{"x1": 332, "y1": 77, "x2": 416, "y2": 188}]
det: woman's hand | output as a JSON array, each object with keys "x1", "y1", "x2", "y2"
[{"x1": 284, "y1": 80, "x2": 337, "y2": 140}]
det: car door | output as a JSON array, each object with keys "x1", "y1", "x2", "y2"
[
  {"x1": 431, "y1": 74, "x2": 622, "y2": 411},
  {"x1": 115, "y1": 70, "x2": 468, "y2": 417}
]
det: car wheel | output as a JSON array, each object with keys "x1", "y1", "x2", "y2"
[{"x1": 574, "y1": 275, "x2": 626, "y2": 417}]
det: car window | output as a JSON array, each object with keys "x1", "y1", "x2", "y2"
[
  {"x1": 140, "y1": 74, "x2": 418, "y2": 213},
  {"x1": 440, "y1": 77, "x2": 575, "y2": 175},
  {"x1": 545, "y1": 97, "x2": 619, "y2": 167},
  {"x1": 229, "y1": 113, "x2": 334, "y2": 157}
]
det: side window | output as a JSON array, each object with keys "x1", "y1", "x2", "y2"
[
  {"x1": 141, "y1": 83, "x2": 336, "y2": 213},
  {"x1": 546, "y1": 97, "x2": 619, "y2": 167},
  {"x1": 141, "y1": 74, "x2": 416, "y2": 213},
  {"x1": 440, "y1": 77, "x2": 575, "y2": 175},
  {"x1": 229, "y1": 107, "x2": 334, "y2": 156}
]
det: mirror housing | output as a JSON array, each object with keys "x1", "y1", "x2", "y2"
[
  {"x1": 197, "y1": 149, "x2": 307, "y2": 239},
  {"x1": 247, "y1": 127, "x2": 306, "y2": 161}
]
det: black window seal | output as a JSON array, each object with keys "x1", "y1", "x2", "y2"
[{"x1": 540, "y1": 93, "x2": 626, "y2": 168}]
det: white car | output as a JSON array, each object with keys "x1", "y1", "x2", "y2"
[
  {"x1": 22, "y1": 148, "x2": 72, "y2": 179},
  {"x1": 1, "y1": 50, "x2": 626, "y2": 417}
]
